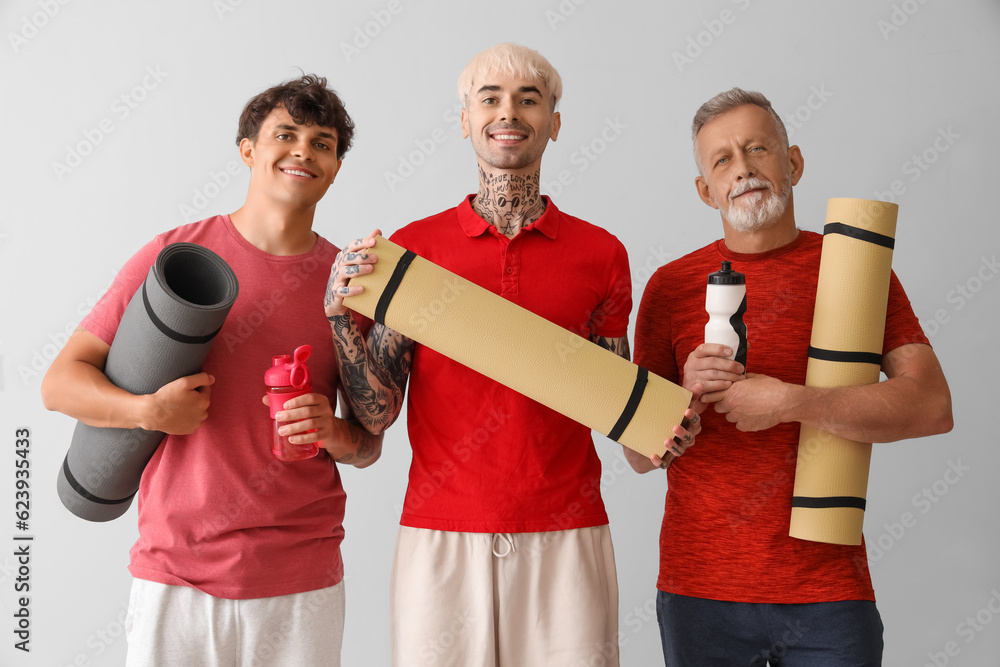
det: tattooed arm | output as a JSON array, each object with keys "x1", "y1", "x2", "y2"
[
  {"x1": 325, "y1": 230, "x2": 414, "y2": 435},
  {"x1": 266, "y1": 390, "x2": 383, "y2": 468}
]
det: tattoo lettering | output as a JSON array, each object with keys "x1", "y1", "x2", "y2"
[{"x1": 473, "y1": 166, "x2": 547, "y2": 238}]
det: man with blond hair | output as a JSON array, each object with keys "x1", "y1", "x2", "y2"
[
  {"x1": 325, "y1": 43, "x2": 697, "y2": 666},
  {"x1": 626, "y1": 87, "x2": 952, "y2": 665}
]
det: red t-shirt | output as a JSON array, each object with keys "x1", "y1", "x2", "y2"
[
  {"x1": 634, "y1": 231, "x2": 929, "y2": 603},
  {"x1": 82, "y1": 215, "x2": 349, "y2": 599},
  {"x1": 389, "y1": 196, "x2": 631, "y2": 533}
]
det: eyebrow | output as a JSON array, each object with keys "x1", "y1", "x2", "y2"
[
  {"x1": 475, "y1": 84, "x2": 543, "y2": 96},
  {"x1": 275, "y1": 123, "x2": 336, "y2": 140}
]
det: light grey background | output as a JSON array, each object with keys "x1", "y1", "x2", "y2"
[{"x1": 1, "y1": 0, "x2": 997, "y2": 665}]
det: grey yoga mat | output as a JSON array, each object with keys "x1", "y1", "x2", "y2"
[{"x1": 57, "y1": 242, "x2": 239, "y2": 522}]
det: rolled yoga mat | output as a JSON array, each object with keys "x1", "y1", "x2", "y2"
[
  {"x1": 343, "y1": 237, "x2": 692, "y2": 459},
  {"x1": 789, "y1": 198, "x2": 898, "y2": 545},
  {"x1": 57, "y1": 243, "x2": 239, "y2": 522}
]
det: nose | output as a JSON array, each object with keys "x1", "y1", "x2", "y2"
[
  {"x1": 733, "y1": 153, "x2": 754, "y2": 180},
  {"x1": 292, "y1": 137, "x2": 315, "y2": 161},
  {"x1": 497, "y1": 97, "x2": 518, "y2": 123}
]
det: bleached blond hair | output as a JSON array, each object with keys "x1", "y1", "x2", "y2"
[{"x1": 457, "y1": 42, "x2": 563, "y2": 110}]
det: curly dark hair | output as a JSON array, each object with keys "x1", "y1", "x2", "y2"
[{"x1": 236, "y1": 74, "x2": 355, "y2": 159}]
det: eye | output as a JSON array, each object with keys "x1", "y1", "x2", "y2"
[
  {"x1": 748, "y1": 146, "x2": 764, "y2": 153},
  {"x1": 481, "y1": 96, "x2": 497, "y2": 105},
  {"x1": 521, "y1": 98, "x2": 537, "y2": 106},
  {"x1": 314, "y1": 142, "x2": 330, "y2": 150},
  {"x1": 717, "y1": 156, "x2": 729, "y2": 166},
  {"x1": 277, "y1": 133, "x2": 291, "y2": 140}
]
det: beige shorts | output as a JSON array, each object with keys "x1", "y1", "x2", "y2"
[
  {"x1": 125, "y1": 578, "x2": 345, "y2": 667},
  {"x1": 391, "y1": 525, "x2": 619, "y2": 667}
]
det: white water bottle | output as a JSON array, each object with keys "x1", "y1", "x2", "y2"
[{"x1": 705, "y1": 261, "x2": 747, "y2": 367}]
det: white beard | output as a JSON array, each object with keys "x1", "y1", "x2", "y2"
[{"x1": 718, "y1": 175, "x2": 792, "y2": 233}]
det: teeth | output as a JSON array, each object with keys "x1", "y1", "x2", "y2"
[
  {"x1": 493, "y1": 134, "x2": 524, "y2": 141},
  {"x1": 283, "y1": 169, "x2": 315, "y2": 178}
]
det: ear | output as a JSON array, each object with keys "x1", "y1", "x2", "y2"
[
  {"x1": 695, "y1": 175, "x2": 718, "y2": 210},
  {"x1": 549, "y1": 111, "x2": 561, "y2": 142},
  {"x1": 239, "y1": 137, "x2": 254, "y2": 168},
  {"x1": 787, "y1": 144, "x2": 804, "y2": 186},
  {"x1": 461, "y1": 108, "x2": 470, "y2": 139}
]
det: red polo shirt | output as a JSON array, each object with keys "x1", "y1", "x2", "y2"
[{"x1": 389, "y1": 195, "x2": 632, "y2": 533}]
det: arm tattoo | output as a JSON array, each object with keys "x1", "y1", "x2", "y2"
[
  {"x1": 593, "y1": 335, "x2": 631, "y2": 361},
  {"x1": 329, "y1": 313, "x2": 412, "y2": 433}
]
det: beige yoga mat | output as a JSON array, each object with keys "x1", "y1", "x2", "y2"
[
  {"x1": 343, "y1": 237, "x2": 691, "y2": 459},
  {"x1": 789, "y1": 198, "x2": 898, "y2": 545}
]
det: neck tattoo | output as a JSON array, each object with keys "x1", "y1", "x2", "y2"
[{"x1": 473, "y1": 166, "x2": 547, "y2": 238}]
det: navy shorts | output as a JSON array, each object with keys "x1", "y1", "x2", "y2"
[{"x1": 657, "y1": 591, "x2": 884, "y2": 666}]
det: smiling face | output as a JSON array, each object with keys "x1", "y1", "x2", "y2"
[
  {"x1": 461, "y1": 71, "x2": 560, "y2": 173},
  {"x1": 239, "y1": 105, "x2": 342, "y2": 210},
  {"x1": 694, "y1": 104, "x2": 802, "y2": 233}
]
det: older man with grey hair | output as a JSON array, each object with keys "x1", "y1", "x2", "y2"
[{"x1": 625, "y1": 87, "x2": 952, "y2": 665}]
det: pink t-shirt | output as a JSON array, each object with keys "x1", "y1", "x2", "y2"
[
  {"x1": 82, "y1": 215, "x2": 347, "y2": 599},
  {"x1": 390, "y1": 196, "x2": 632, "y2": 533}
]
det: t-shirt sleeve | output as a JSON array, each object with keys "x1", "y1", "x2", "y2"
[
  {"x1": 634, "y1": 267, "x2": 679, "y2": 384},
  {"x1": 590, "y1": 238, "x2": 632, "y2": 340},
  {"x1": 80, "y1": 237, "x2": 166, "y2": 346},
  {"x1": 882, "y1": 270, "x2": 930, "y2": 355}
]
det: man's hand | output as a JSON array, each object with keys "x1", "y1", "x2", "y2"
[
  {"x1": 708, "y1": 372, "x2": 790, "y2": 432},
  {"x1": 682, "y1": 343, "x2": 745, "y2": 411},
  {"x1": 142, "y1": 372, "x2": 214, "y2": 434},
  {"x1": 325, "y1": 229, "x2": 381, "y2": 318},
  {"x1": 264, "y1": 392, "x2": 336, "y2": 447}
]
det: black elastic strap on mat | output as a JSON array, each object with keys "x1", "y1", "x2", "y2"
[
  {"x1": 808, "y1": 346, "x2": 882, "y2": 366},
  {"x1": 374, "y1": 250, "x2": 417, "y2": 325},
  {"x1": 61, "y1": 457, "x2": 135, "y2": 506},
  {"x1": 824, "y1": 222, "x2": 895, "y2": 250},
  {"x1": 791, "y1": 495, "x2": 867, "y2": 511},
  {"x1": 609, "y1": 366, "x2": 649, "y2": 442},
  {"x1": 142, "y1": 283, "x2": 222, "y2": 345}
]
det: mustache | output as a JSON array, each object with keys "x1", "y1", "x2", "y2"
[{"x1": 730, "y1": 177, "x2": 774, "y2": 200}]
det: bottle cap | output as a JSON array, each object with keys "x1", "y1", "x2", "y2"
[
  {"x1": 708, "y1": 260, "x2": 746, "y2": 285},
  {"x1": 264, "y1": 345, "x2": 312, "y2": 387}
]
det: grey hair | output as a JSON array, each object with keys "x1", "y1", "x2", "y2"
[{"x1": 691, "y1": 87, "x2": 788, "y2": 173}]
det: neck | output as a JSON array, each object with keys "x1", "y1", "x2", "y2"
[
  {"x1": 472, "y1": 164, "x2": 547, "y2": 238},
  {"x1": 229, "y1": 193, "x2": 317, "y2": 256},
  {"x1": 722, "y1": 205, "x2": 799, "y2": 254}
]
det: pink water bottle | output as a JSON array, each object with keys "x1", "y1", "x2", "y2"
[{"x1": 264, "y1": 344, "x2": 319, "y2": 461}]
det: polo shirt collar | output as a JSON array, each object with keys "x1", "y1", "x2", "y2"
[{"x1": 457, "y1": 194, "x2": 561, "y2": 240}]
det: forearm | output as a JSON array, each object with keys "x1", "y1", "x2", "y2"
[
  {"x1": 41, "y1": 329, "x2": 154, "y2": 430},
  {"x1": 328, "y1": 314, "x2": 408, "y2": 434},
  {"x1": 782, "y1": 375, "x2": 952, "y2": 443},
  {"x1": 325, "y1": 417, "x2": 383, "y2": 468}
]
